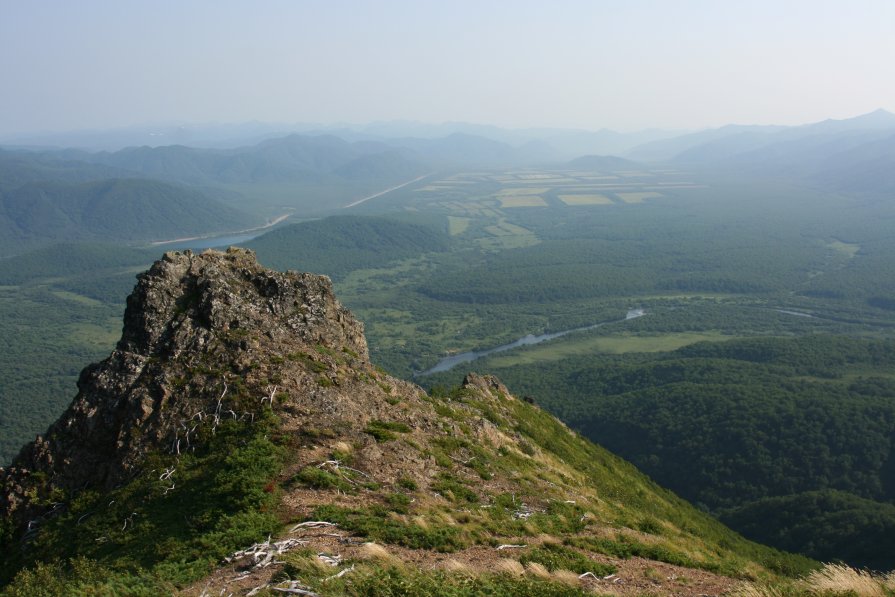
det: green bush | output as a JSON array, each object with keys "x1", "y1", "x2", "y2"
[{"x1": 519, "y1": 542, "x2": 615, "y2": 575}]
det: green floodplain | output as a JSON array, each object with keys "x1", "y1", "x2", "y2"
[{"x1": 3, "y1": 163, "x2": 895, "y2": 569}]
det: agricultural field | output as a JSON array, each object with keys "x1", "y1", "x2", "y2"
[
  {"x1": 557, "y1": 193, "x2": 614, "y2": 205},
  {"x1": 399, "y1": 167, "x2": 699, "y2": 248}
]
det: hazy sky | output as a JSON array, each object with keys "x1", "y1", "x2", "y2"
[{"x1": 2, "y1": 0, "x2": 893, "y2": 135}]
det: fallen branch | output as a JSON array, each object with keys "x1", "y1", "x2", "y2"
[
  {"x1": 270, "y1": 581, "x2": 321, "y2": 596},
  {"x1": 317, "y1": 552, "x2": 342, "y2": 567},
  {"x1": 316, "y1": 459, "x2": 370, "y2": 478},
  {"x1": 496, "y1": 544, "x2": 526, "y2": 550},
  {"x1": 290, "y1": 521, "x2": 337, "y2": 532},
  {"x1": 225, "y1": 537, "x2": 307, "y2": 569},
  {"x1": 324, "y1": 564, "x2": 355, "y2": 581}
]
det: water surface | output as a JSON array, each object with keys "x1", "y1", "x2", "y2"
[{"x1": 419, "y1": 309, "x2": 646, "y2": 375}]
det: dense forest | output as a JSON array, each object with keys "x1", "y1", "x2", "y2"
[{"x1": 248, "y1": 215, "x2": 451, "y2": 281}]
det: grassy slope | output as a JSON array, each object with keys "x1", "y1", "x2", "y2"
[
  {"x1": 0, "y1": 371, "x2": 816, "y2": 595},
  {"x1": 425, "y1": 335, "x2": 895, "y2": 570}
]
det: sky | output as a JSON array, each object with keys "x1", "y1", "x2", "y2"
[{"x1": 1, "y1": 0, "x2": 894, "y2": 136}]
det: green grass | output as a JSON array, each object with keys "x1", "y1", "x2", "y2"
[
  {"x1": 1, "y1": 412, "x2": 285, "y2": 591},
  {"x1": 364, "y1": 420, "x2": 411, "y2": 442},
  {"x1": 346, "y1": 566, "x2": 592, "y2": 596},
  {"x1": 49, "y1": 290, "x2": 106, "y2": 306},
  {"x1": 519, "y1": 542, "x2": 615, "y2": 575},
  {"x1": 310, "y1": 505, "x2": 465, "y2": 552},
  {"x1": 64, "y1": 321, "x2": 122, "y2": 347},
  {"x1": 486, "y1": 331, "x2": 731, "y2": 367},
  {"x1": 274, "y1": 559, "x2": 594, "y2": 596}
]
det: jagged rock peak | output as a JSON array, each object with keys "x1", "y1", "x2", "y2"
[
  {"x1": 119, "y1": 247, "x2": 367, "y2": 360},
  {"x1": 1, "y1": 248, "x2": 369, "y2": 519}
]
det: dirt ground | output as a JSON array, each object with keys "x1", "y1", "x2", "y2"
[{"x1": 185, "y1": 524, "x2": 739, "y2": 596}]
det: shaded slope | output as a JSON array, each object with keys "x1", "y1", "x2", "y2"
[
  {"x1": 0, "y1": 178, "x2": 258, "y2": 254},
  {"x1": 84, "y1": 134, "x2": 426, "y2": 185},
  {"x1": 247, "y1": 215, "x2": 451, "y2": 281},
  {"x1": 720, "y1": 490, "x2": 895, "y2": 572}
]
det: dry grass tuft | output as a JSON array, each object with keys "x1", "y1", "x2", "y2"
[
  {"x1": 440, "y1": 558, "x2": 471, "y2": 573},
  {"x1": 332, "y1": 441, "x2": 352, "y2": 455},
  {"x1": 525, "y1": 561, "x2": 551, "y2": 579},
  {"x1": 882, "y1": 572, "x2": 895, "y2": 591},
  {"x1": 552, "y1": 569, "x2": 582, "y2": 586},
  {"x1": 495, "y1": 558, "x2": 525, "y2": 577},
  {"x1": 804, "y1": 564, "x2": 886, "y2": 597},
  {"x1": 359, "y1": 542, "x2": 394, "y2": 563},
  {"x1": 412, "y1": 515, "x2": 429, "y2": 529},
  {"x1": 728, "y1": 581, "x2": 785, "y2": 597}
]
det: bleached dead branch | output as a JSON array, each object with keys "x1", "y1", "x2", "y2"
[
  {"x1": 290, "y1": 521, "x2": 337, "y2": 532},
  {"x1": 317, "y1": 552, "x2": 342, "y2": 567},
  {"x1": 315, "y1": 459, "x2": 370, "y2": 479},
  {"x1": 224, "y1": 536, "x2": 307, "y2": 569},
  {"x1": 324, "y1": 564, "x2": 355, "y2": 581},
  {"x1": 270, "y1": 581, "x2": 321, "y2": 596}
]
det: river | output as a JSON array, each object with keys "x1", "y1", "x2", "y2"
[
  {"x1": 153, "y1": 231, "x2": 266, "y2": 251},
  {"x1": 417, "y1": 308, "x2": 646, "y2": 376}
]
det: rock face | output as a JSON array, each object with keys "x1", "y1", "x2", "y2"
[{"x1": 1, "y1": 248, "x2": 369, "y2": 523}]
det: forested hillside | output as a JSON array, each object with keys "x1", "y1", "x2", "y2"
[
  {"x1": 248, "y1": 215, "x2": 451, "y2": 281},
  {"x1": 427, "y1": 335, "x2": 895, "y2": 569},
  {"x1": 0, "y1": 178, "x2": 257, "y2": 255}
]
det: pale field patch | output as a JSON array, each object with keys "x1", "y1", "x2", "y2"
[
  {"x1": 515, "y1": 173, "x2": 556, "y2": 180},
  {"x1": 486, "y1": 331, "x2": 730, "y2": 367},
  {"x1": 558, "y1": 194, "x2": 614, "y2": 206},
  {"x1": 617, "y1": 191, "x2": 663, "y2": 203},
  {"x1": 495, "y1": 187, "x2": 549, "y2": 196},
  {"x1": 499, "y1": 195, "x2": 548, "y2": 207},
  {"x1": 828, "y1": 240, "x2": 860, "y2": 258},
  {"x1": 447, "y1": 216, "x2": 471, "y2": 235}
]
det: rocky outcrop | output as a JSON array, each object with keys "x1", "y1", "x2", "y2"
[{"x1": 1, "y1": 248, "x2": 369, "y2": 524}]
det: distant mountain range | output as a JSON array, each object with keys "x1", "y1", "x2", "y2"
[
  {"x1": 3, "y1": 109, "x2": 894, "y2": 257},
  {"x1": 624, "y1": 109, "x2": 895, "y2": 196},
  {"x1": 5, "y1": 109, "x2": 894, "y2": 171}
]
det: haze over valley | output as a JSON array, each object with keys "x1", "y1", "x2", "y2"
[{"x1": 3, "y1": 1, "x2": 895, "y2": 594}]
